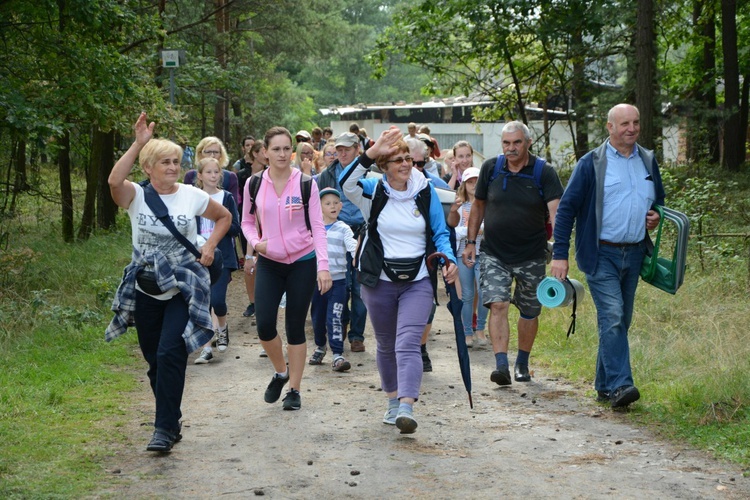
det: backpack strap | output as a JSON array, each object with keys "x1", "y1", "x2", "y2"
[
  {"x1": 489, "y1": 155, "x2": 506, "y2": 185},
  {"x1": 300, "y1": 173, "x2": 312, "y2": 234},
  {"x1": 531, "y1": 156, "x2": 546, "y2": 198},
  {"x1": 248, "y1": 173, "x2": 263, "y2": 237},
  {"x1": 142, "y1": 184, "x2": 201, "y2": 260}
]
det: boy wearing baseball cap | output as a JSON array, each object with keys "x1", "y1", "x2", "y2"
[{"x1": 309, "y1": 188, "x2": 359, "y2": 371}]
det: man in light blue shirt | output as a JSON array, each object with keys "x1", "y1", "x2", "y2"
[{"x1": 551, "y1": 104, "x2": 665, "y2": 409}]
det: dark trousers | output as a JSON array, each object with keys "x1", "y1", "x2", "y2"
[
  {"x1": 134, "y1": 291, "x2": 190, "y2": 433},
  {"x1": 310, "y1": 278, "x2": 347, "y2": 355},
  {"x1": 255, "y1": 255, "x2": 317, "y2": 345}
]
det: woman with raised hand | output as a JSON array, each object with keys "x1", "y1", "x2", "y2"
[
  {"x1": 340, "y1": 126, "x2": 458, "y2": 434},
  {"x1": 241, "y1": 127, "x2": 331, "y2": 411},
  {"x1": 106, "y1": 113, "x2": 231, "y2": 452}
]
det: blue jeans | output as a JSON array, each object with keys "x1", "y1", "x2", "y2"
[
  {"x1": 311, "y1": 278, "x2": 347, "y2": 355},
  {"x1": 457, "y1": 257, "x2": 488, "y2": 337},
  {"x1": 343, "y1": 252, "x2": 367, "y2": 342},
  {"x1": 134, "y1": 292, "x2": 190, "y2": 434},
  {"x1": 585, "y1": 243, "x2": 646, "y2": 393}
]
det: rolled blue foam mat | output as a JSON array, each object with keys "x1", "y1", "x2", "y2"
[{"x1": 537, "y1": 277, "x2": 585, "y2": 308}]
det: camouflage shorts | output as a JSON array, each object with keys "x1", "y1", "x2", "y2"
[{"x1": 479, "y1": 253, "x2": 545, "y2": 318}]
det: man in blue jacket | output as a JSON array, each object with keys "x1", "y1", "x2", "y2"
[{"x1": 551, "y1": 103, "x2": 665, "y2": 409}]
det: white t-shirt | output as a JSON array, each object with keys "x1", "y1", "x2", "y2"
[
  {"x1": 198, "y1": 191, "x2": 224, "y2": 247},
  {"x1": 128, "y1": 183, "x2": 210, "y2": 265}
]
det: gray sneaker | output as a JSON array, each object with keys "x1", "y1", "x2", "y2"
[
  {"x1": 216, "y1": 327, "x2": 229, "y2": 352},
  {"x1": 383, "y1": 406, "x2": 398, "y2": 425},
  {"x1": 194, "y1": 347, "x2": 213, "y2": 364}
]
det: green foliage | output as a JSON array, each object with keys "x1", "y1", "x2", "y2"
[{"x1": 0, "y1": 223, "x2": 141, "y2": 497}]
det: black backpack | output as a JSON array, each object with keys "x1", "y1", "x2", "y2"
[{"x1": 247, "y1": 172, "x2": 313, "y2": 237}]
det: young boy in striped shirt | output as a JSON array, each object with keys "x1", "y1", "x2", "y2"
[{"x1": 309, "y1": 188, "x2": 359, "y2": 371}]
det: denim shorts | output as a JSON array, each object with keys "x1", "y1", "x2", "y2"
[{"x1": 479, "y1": 253, "x2": 545, "y2": 318}]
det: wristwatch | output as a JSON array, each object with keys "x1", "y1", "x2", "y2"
[{"x1": 466, "y1": 239, "x2": 477, "y2": 245}]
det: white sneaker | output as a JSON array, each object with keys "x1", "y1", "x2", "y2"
[
  {"x1": 259, "y1": 348, "x2": 267, "y2": 358},
  {"x1": 195, "y1": 347, "x2": 213, "y2": 364}
]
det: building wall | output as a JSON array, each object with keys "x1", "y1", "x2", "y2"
[{"x1": 330, "y1": 118, "x2": 679, "y2": 168}]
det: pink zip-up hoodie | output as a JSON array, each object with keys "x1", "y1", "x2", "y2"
[{"x1": 241, "y1": 168, "x2": 329, "y2": 271}]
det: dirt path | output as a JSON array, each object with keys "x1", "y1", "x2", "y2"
[{"x1": 99, "y1": 275, "x2": 749, "y2": 499}]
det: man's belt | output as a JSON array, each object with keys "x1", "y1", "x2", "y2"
[{"x1": 599, "y1": 239, "x2": 643, "y2": 247}]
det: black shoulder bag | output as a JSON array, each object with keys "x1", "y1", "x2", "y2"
[{"x1": 141, "y1": 184, "x2": 223, "y2": 287}]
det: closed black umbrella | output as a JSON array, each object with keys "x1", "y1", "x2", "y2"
[{"x1": 427, "y1": 252, "x2": 473, "y2": 409}]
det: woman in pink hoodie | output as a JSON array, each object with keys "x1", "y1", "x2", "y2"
[{"x1": 242, "y1": 127, "x2": 332, "y2": 411}]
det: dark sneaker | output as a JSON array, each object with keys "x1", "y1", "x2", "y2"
[
  {"x1": 395, "y1": 410, "x2": 418, "y2": 434},
  {"x1": 194, "y1": 347, "x2": 213, "y2": 364},
  {"x1": 216, "y1": 327, "x2": 229, "y2": 352},
  {"x1": 146, "y1": 428, "x2": 179, "y2": 452},
  {"x1": 282, "y1": 389, "x2": 301, "y2": 410},
  {"x1": 264, "y1": 373, "x2": 289, "y2": 403},
  {"x1": 596, "y1": 390, "x2": 611, "y2": 403},
  {"x1": 421, "y1": 351, "x2": 433, "y2": 372},
  {"x1": 490, "y1": 365, "x2": 512, "y2": 386},
  {"x1": 610, "y1": 385, "x2": 640, "y2": 408},
  {"x1": 243, "y1": 303, "x2": 255, "y2": 317},
  {"x1": 332, "y1": 356, "x2": 351, "y2": 372},
  {"x1": 308, "y1": 347, "x2": 326, "y2": 365}
]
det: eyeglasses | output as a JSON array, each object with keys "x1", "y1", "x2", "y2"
[
  {"x1": 203, "y1": 150, "x2": 221, "y2": 156},
  {"x1": 386, "y1": 156, "x2": 412, "y2": 164},
  {"x1": 412, "y1": 160, "x2": 427, "y2": 168},
  {"x1": 324, "y1": 152, "x2": 337, "y2": 158}
]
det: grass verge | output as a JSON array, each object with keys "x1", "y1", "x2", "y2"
[
  {"x1": 0, "y1": 225, "x2": 145, "y2": 498},
  {"x1": 532, "y1": 262, "x2": 750, "y2": 470}
]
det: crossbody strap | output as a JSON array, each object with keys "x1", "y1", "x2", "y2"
[{"x1": 143, "y1": 184, "x2": 201, "y2": 260}]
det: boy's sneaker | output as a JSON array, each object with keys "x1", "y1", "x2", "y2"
[
  {"x1": 259, "y1": 348, "x2": 268, "y2": 358},
  {"x1": 282, "y1": 389, "x2": 301, "y2": 410},
  {"x1": 383, "y1": 407, "x2": 398, "y2": 425},
  {"x1": 194, "y1": 347, "x2": 213, "y2": 364},
  {"x1": 264, "y1": 373, "x2": 289, "y2": 403},
  {"x1": 243, "y1": 303, "x2": 255, "y2": 317},
  {"x1": 216, "y1": 327, "x2": 229, "y2": 352},
  {"x1": 395, "y1": 410, "x2": 418, "y2": 434},
  {"x1": 308, "y1": 347, "x2": 326, "y2": 365},
  {"x1": 332, "y1": 356, "x2": 351, "y2": 372},
  {"x1": 421, "y1": 350, "x2": 433, "y2": 372}
]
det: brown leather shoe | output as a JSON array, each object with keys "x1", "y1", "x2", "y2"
[{"x1": 350, "y1": 340, "x2": 365, "y2": 352}]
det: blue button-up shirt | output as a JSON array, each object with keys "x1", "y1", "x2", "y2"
[{"x1": 599, "y1": 141, "x2": 656, "y2": 243}]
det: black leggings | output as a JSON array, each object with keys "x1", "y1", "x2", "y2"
[{"x1": 254, "y1": 254, "x2": 317, "y2": 345}]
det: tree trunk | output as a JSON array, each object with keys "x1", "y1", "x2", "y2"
[
  {"x1": 97, "y1": 130, "x2": 117, "y2": 230},
  {"x1": 740, "y1": 73, "x2": 749, "y2": 163},
  {"x1": 58, "y1": 130, "x2": 74, "y2": 243},
  {"x1": 572, "y1": 29, "x2": 588, "y2": 160},
  {"x1": 14, "y1": 139, "x2": 30, "y2": 193},
  {"x1": 635, "y1": 0, "x2": 657, "y2": 151},
  {"x1": 213, "y1": 0, "x2": 229, "y2": 142},
  {"x1": 701, "y1": 0, "x2": 720, "y2": 163},
  {"x1": 78, "y1": 128, "x2": 103, "y2": 240},
  {"x1": 721, "y1": 0, "x2": 741, "y2": 170}
]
